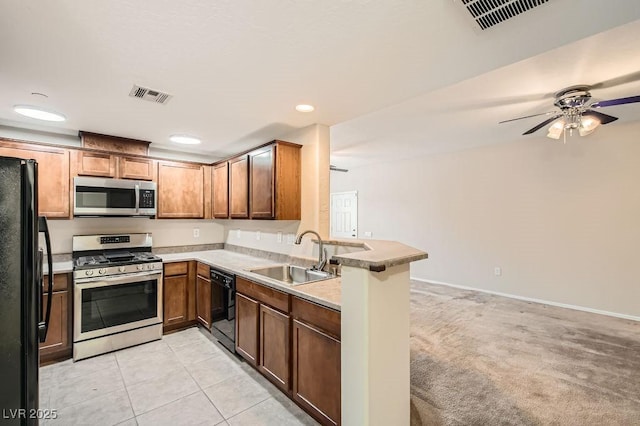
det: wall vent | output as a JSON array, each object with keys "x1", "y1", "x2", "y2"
[
  {"x1": 129, "y1": 84, "x2": 172, "y2": 104},
  {"x1": 457, "y1": 0, "x2": 550, "y2": 31}
]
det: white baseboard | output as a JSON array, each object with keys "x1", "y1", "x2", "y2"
[{"x1": 410, "y1": 276, "x2": 640, "y2": 322}]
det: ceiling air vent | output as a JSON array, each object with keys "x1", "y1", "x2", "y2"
[
  {"x1": 129, "y1": 85, "x2": 172, "y2": 105},
  {"x1": 457, "y1": 0, "x2": 550, "y2": 31}
]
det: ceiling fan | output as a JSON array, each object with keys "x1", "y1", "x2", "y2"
[{"x1": 499, "y1": 85, "x2": 640, "y2": 140}]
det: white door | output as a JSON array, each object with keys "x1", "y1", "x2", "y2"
[{"x1": 330, "y1": 191, "x2": 358, "y2": 239}]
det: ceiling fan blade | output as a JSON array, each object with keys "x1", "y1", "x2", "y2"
[
  {"x1": 498, "y1": 111, "x2": 557, "y2": 124},
  {"x1": 590, "y1": 71, "x2": 640, "y2": 90},
  {"x1": 591, "y1": 95, "x2": 640, "y2": 108},
  {"x1": 523, "y1": 114, "x2": 563, "y2": 135},
  {"x1": 582, "y1": 110, "x2": 618, "y2": 125}
]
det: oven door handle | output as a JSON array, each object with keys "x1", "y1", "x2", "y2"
[{"x1": 75, "y1": 271, "x2": 162, "y2": 287}]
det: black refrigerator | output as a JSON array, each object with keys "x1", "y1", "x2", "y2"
[{"x1": 0, "y1": 156, "x2": 53, "y2": 425}]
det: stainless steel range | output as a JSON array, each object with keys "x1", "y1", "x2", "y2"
[{"x1": 72, "y1": 233, "x2": 163, "y2": 361}]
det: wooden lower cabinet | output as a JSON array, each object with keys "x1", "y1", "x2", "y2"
[
  {"x1": 163, "y1": 261, "x2": 196, "y2": 331},
  {"x1": 259, "y1": 304, "x2": 291, "y2": 393},
  {"x1": 292, "y1": 319, "x2": 341, "y2": 425},
  {"x1": 235, "y1": 277, "x2": 341, "y2": 425},
  {"x1": 163, "y1": 275, "x2": 188, "y2": 326},
  {"x1": 235, "y1": 293, "x2": 260, "y2": 365},
  {"x1": 40, "y1": 273, "x2": 72, "y2": 363},
  {"x1": 196, "y1": 262, "x2": 212, "y2": 328}
]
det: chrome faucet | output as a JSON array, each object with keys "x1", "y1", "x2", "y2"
[{"x1": 294, "y1": 230, "x2": 327, "y2": 271}]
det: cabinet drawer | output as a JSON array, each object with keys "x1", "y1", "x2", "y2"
[
  {"x1": 164, "y1": 262, "x2": 188, "y2": 276},
  {"x1": 292, "y1": 296, "x2": 341, "y2": 339},
  {"x1": 236, "y1": 277, "x2": 290, "y2": 313},
  {"x1": 43, "y1": 273, "x2": 69, "y2": 292},
  {"x1": 197, "y1": 262, "x2": 210, "y2": 278}
]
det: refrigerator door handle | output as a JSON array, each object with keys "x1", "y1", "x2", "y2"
[{"x1": 38, "y1": 215, "x2": 53, "y2": 343}]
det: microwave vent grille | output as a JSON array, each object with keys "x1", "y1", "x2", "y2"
[{"x1": 129, "y1": 84, "x2": 172, "y2": 105}]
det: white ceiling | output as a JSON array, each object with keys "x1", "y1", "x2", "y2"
[{"x1": 1, "y1": 1, "x2": 639, "y2": 161}]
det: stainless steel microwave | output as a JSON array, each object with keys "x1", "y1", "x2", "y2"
[{"x1": 73, "y1": 177, "x2": 157, "y2": 217}]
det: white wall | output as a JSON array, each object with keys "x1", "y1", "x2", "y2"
[
  {"x1": 331, "y1": 122, "x2": 640, "y2": 318},
  {"x1": 48, "y1": 218, "x2": 225, "y2": 254}
]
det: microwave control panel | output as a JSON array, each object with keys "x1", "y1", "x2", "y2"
[{"x1": 139, "y1": 189, "x2": 155, "y2": 208}]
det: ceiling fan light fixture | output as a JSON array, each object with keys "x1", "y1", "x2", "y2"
[
  {"x1": 578, "y1": 116, "x2": 600, "y2": 136},
  {"x1": 546, "y1": 120, "x2": 565, "y2": 139}
]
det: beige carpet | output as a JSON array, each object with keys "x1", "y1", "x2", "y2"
[{"x1": 409, "y1": 281, "x2": 640, "y2": 425}]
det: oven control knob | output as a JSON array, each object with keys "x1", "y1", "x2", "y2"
[
  {"x1": 98, "y1": 268, "x2": 106, "y2": 275},
  {"x1": 149, "y1": 264, "x2": 155, "y2": 270},
  {"x1": 118, "y1": 266, "x2": 126, "y2": 273},
  {"x1": 137, "y1": 264, "x2": 144, "y2": 271},
  {"x1": 85, "y1": 270, "x2": 94, "y2": 276}
]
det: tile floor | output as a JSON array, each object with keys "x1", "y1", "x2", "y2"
[{"x1": 40, "y1": 327, "x2": 318, "y2": 426}]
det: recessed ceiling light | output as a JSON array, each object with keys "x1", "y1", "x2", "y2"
[
  {"x1": 13, "y1": 105, "x2": 66, "y2": 122},
  {"x1": 295, "y1": 104, "x2": 315, "y2": 112},
  {"x1": 170, "y1": 134, "x2": 201, "y2": 145}
]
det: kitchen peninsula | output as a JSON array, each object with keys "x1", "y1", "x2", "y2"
[{"x1": 46, "y1": 239, "x2": 427, "y2": 425}]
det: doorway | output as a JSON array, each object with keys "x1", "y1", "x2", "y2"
[{"x1": 330, "y1": 191, "x2": 358, "y2": 239}]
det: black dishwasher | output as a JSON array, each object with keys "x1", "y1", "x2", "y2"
[{"x1": 210, "y1": 268, "x2": 236, "y2": 353}]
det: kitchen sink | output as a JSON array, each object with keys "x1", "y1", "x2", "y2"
[{"x1": 249, "y1": 264, "x2": 334, "y2": 286}]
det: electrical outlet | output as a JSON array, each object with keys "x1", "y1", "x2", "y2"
[
  {"x1": 364, "y1": 231, "x2": 373, "y2": 238},
  {"x1": 236, "y1": 229, "x2": 241, "y2": 239},
  {"x1": 256, "y1": 231, "x2": 261, "y2": 241},
  {"x1": 193, "y1": 228, "x2": 200, "y2": 238},
  {"x1": 277, "y1": 232, "x2": 283, "y2": 243},
  {"x1": 494, "y1": 267, "x2": 502, "y2": 276},
  {"x1": 287, "y1": 234, "x2": 295, "y2": 245}
]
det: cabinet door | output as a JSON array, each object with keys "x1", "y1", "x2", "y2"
[
  {"x1": 39, "y1": 291, "x2": 68, "y2": 355},
  {"x1": 157, "y1": 161, "x2": 204, "y2": 218},
  {"x1": 293, "y1": 319, "x2": 341, "y2": 426},
  {"x1": 228, "y1": 156, "x2": 249, "y2": 218},
  {"x1": 0, "y1": 144, "x2": 70, "y2": 218},
  {"x1": 259, "y1": 304, "x2": 291, "y2": 393},
  {"x1": 236, "y1": 293, "x2": 259, "y2": 365},
  {"x1": 164, "y1": 275, "x2": 189, "y2": 326},
  {"x1": 196, "y1": 275, "x2": 212, "y2": 328},
  {"x1": 76, "y1": 151, "x2": 116, "y2": 177},
  {"x1": 119, "y1": 156, "x2": 155, "y2": 181},
  {"x1": 212, "y1": 162, "x2": 229, "y2": 218},
  {"x1": 249, "y1": 145, "x2": 275, "y2": 219}
]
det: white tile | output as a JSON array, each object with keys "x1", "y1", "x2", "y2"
[
  {"x1": 50, "y1": 362, "x2": 125, "y2": 409},
  {"x1": 45, "y1": 353, "x2": 118, "y2": 382},
  {"x1": 117, "y1": 348, "x2": 183, "y2": 387},
  {"x1": 203, "y1": 374, "x2": 271, "y2": 419},
  {"x1": 116, "y1": 419, "x2": 138, "y2": 426},
  {"x1": 184, "y1": 354, "x2": 244, "y2": 389},
  {"x1": 171, "y1": 338, "x2": 225, "y2": 366},
  {"x1": 226, "y1": 397, "x2": 317, "y2": 426},
  {"x1": 126, "y1": 367, "x2": 199, "y2": 415},
  {"x1": 136, "y1": 391, "x2": 223, "y2": 426},
  {"x1": 163, "y1": 328, "x2": 211, "y2": 349},
  {"x1": 115, "y1": 339, "x2": 173, "y2": 364},
  {"x1": 49, "y1": 388, "x2": 133, "y2": 426}
]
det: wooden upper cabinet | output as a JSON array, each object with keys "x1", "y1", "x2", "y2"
[
  {"x1": 212, "y1": 162, "x2": 229, "y2": 218},
  {"x1": 0, "y1": 141, "x2": 70, "y2": 218},
  {"x1": 118, "y1": 156, "x2": 155, "y2": 181},
  {"x1": 249, "y1": 141, "x2": 301, "y2": 220},
  {"x1": 229, "y1": 155, "x2": 249, "y2": 218},
  {"x1": 157, "y1": 161, "x2": 205, "y2": 218},
  {"x1": 249, "y1": 146, "x2": 275, "y2": 219},
  {"x1": 74, "y1": 150, "x2": 154, "y2": 181},
  {"x1": 76, "y1": 151, "x2": 116, "y2": 177}
]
